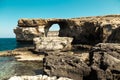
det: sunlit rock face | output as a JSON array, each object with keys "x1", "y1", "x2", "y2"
[
  {"x1": 18, "y1": 19, "x2": 47, "y2": 27},
  {"x1": 14, "y1": 27, "x2": 43, "y2": 41},
  {"x1": 33, "y1": 37, "x2": 73, "y2": 51},
  {"x1": 14, "y1": 15, "x2": 120, "y2": 45},
  {"x1": 9, "y1": 75, "x2": 72, "y2": 80}
]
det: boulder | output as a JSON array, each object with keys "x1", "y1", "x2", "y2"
[
  {"x1": 89, "y1": 43, "x2": 120, "y2": 80},
  {"x1": 43, "y1": 52, "x2": 91, "y2": 80},
  {"x1": 33, "y1": 37, "x2": 73, "y2": 51}
]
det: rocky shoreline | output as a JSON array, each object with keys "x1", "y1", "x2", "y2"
[
  {"x1": 0, "y1": 43, "x2": 119, "y2": 80},
  {"x1": 9, "y1": 75, "x2": 72, "y2": 80},
  {"x1": 0, "y1": 15, "x2": 120, "y2": 80}
]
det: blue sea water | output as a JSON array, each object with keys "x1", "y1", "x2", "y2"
[
  {"x1": 0, "y1": 38, "x2": 17, "y2": 51},
  {"x1": 0, "y1": 38, "x2": 43, "y2": 79}
]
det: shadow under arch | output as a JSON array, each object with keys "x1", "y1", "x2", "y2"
[{"x1": 107, "y1": 26, "x2": 120, "y2": 43}]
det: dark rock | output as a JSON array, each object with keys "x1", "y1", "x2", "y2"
[
  {"x1": 43, "y1": 52, "x2": 91, "y2": 80},
  {"x1": 72, "y1": 44, "x2": 93, "y2": 51},
  {"x1": 107, "y1": 26, "x2": 120, "y2": 43},
  {"x1": 91, "y1": 43, "x2": 120, "y2": 59},
  {"x1": 89, "y1": 43, "x2": 120, "y2": 80}
]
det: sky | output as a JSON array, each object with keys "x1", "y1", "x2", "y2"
[{"x1": 0, "y1": 0, "x2": 120, "y2": 38}]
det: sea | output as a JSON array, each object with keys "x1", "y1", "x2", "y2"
[
  {"x1": 0, "y1": 38, "x2": 17, "y2": 51},
  {"x1": 0, "y1": 38, "x2": 43, "y2": 79}
]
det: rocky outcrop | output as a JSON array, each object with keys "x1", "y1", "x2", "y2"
[
  {"x1": 14, "y1": 15, "x2": 120, "y2": 45},
  {"x1": 43, "y1": 43, "x2": 120, "y2": 80},
  {"x1": 9, "y1": 75, "x2": 72, "y2": 80},
  {"x1": 12, "y1": 15, "x2": 120, "y2": 80},
  {"x1": 33, "y1": 37, "x2": 73, "y2": 51},
  {"x1": 0, "y1": 47, "x2": 44, "y2": 61},
  {"x1": 18, "y1": 19, "x2": 47, "y2": 27},
  {"x1": 14, "y1": 26, "x2": 44, "y2": 41},
  {"x1": 0, "y1": 48, "x2": 44, "y2": 80},
  {"x1": 107, "y1": 26, "x2": 120, "y2": 43},
  {"x1": 89, "y1": 43, "x2": 120, "y2": 80},
  {"x1": 43, "y1": 52, "x2": 90, "y2": 80},
  {"x1": 47, "y1": 31, "x2": 59, "y2": 37}
]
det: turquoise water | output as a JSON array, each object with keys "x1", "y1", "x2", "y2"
[
  {"x1": 0, "y1": 38, "x2": 33, "y2": 51},
  {"x1": 0, "y1": 38, "x2": 17, "y2": 51},
  {"x1": 0, "y1": 56, "x2": 43, "y2": 79},
  {"x1": 0, "y1": 38, "x2": 43, "y2": 79}
]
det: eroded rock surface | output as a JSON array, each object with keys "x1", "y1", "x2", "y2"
[
  {"x1": 44, "y1": 52, "x2": 90, "y2": 80},
  {"x1": 14, "y1": 27, "x2": 44, "y2": 41},
  {"x1": 107, "y1": 26, "x2": 120, "y2": 43},
  {"x1": 34, "y1": 37, "x2": 73, "y2": 51},
  {"x1": 43, "y1": 43, "x2": 120, "y2": 80},
  {"x1": 14, "y1": 15, "x2": 120, "y2": 45},
  {"x1": 89, "y1": 43, "x2": 120, "y2": 80},
  {"x1": 0, "y1": 47, "x2": 44, "y2": 61},
  {"x1": 12, "y1": 15, "x2": 120, "y2": 80}
]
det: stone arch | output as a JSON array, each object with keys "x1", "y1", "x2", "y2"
[
  {"x1": 49, "y1": 24, "x2": 60, "y2": 31},
  {"x1": 47, "y1": 24, "x2": 60, "y2": 37},
  {"x1": 44, "y1": 21, "x2": 69, "y2": 37}
]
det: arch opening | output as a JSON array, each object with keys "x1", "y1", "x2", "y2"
[{"x1": 47, "y1": 24, "x2": 60, "y2": 37}]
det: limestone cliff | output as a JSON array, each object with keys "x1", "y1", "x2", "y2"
[{"x1": 14, "y1": 15, "x2": 120, "y2": 45}]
